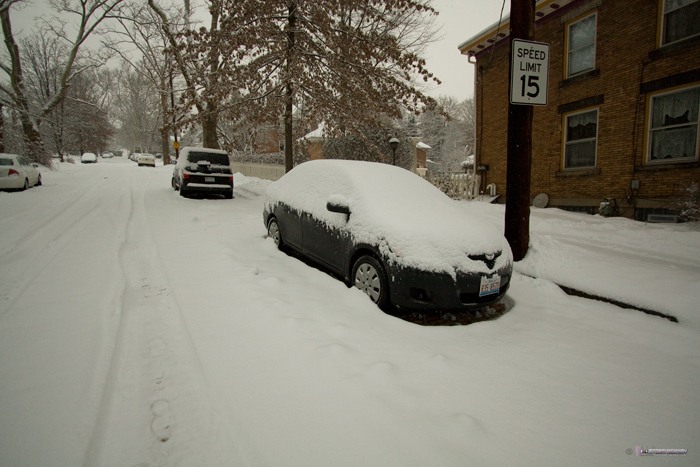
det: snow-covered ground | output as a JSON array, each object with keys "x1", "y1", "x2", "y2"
[{"x1": 0, "y1": 157, "x2": 698, "y2": 466}]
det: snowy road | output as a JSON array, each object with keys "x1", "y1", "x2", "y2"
[{"x1": 1, "y1": 158, "x2": 698, "y2": 466}]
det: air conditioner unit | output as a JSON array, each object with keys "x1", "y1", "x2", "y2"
[{"x1": 647, "y1": 214, "x2": 679, "y2": 223}]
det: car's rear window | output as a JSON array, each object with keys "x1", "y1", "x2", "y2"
[
  {"x1": 0, "y1": 158, "x2": 14, "y2": 166},
  {"x1": 186, "y1": 151, "x2": 229, "y2": 165}
]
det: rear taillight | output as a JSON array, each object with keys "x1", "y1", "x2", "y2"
[
  {"x1": 182, "y1": 172, "x2": 190, "y2": 180},
  {"x1": 228, "y1": 176, "x2": 233, "y2": 183},
  {"x1": 8, "y1": 169, "x2": 19, "y2": 176}
]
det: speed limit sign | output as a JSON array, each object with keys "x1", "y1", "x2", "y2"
[{"x1": 510, "y1": 39, "x2": 549, "y2": 106}]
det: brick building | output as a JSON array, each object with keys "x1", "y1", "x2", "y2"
[{"x1": 459, "y1": 0, "x2": 700, "y2": 219}]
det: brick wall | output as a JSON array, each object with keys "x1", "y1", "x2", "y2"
[{"x1": 473, "y1": 0, "x2": 700, "y2": 218}]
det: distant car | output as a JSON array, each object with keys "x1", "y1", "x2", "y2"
[
  {"x1": 154, "y1": 153, "x2": 163, "y2": 159},
  {"x1": 137, "y1": 153, "x2": 156, "y2": 167},
  {"x1": 102, "y1": 152, "x2": 114, "y2": 158},
  {"x1": 80, "y1": 152, "x2": 97, "y2": 164},
  {"x1": 263, "y1": 160, "x2": 513, "y2": 311},
  {"x1": 171, "y1": 147, "x2": 233, "y2": 199},
  {"x1": 0, "y1": 153, "x2": 42, "y2": 191}
]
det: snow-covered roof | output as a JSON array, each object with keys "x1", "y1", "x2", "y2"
[{"x1": 416, "y1": 142, "x2": 431, "y2": 149}]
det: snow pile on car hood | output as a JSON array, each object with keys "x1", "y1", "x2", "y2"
[{"x1": 265, "y1": 160, "x2": 512, "y2": 275}]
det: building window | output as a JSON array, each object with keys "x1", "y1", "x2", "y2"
[
  {"x1": 647, "y1": 85, "x2": 699, "y2": 163},
  {"x1": 566, "y1": 13, "x2": 596, "y2": 78},
  {"x1": 661, "y1": 0, "x2": 700, "y2": 46},
  {"x1": 564, "y1": 109, "x2": 598, "y2": 169}
]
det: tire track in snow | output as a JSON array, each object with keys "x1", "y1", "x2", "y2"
[
  {"x1": 85, "y1": 173, "x2": 242, "y2": 467},
  {"x1": 0, "y1": 177, "x2": 116, "y2": 322}
]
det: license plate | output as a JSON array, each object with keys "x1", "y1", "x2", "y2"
[
  {"x1": 205, "y1": 177, "x2": 215, "y2": 183},
  {"x1": 479, "y1": 275, "x2": 500, "y2": 297}
]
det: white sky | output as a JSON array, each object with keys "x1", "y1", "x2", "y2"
[{"x1": 424, "y1": 0, "x2": 509, "y2": 101}]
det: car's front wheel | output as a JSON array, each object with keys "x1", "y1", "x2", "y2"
[
  {"x1": 352, "y1": 255, "x2": 389, "y2": 307},
  {"x1": 267, "y1": 218, "x2": 283, "y2": 249},
  {"x1": 36, "y1": 174, "x2": 42, "y2": 186},
  {"x1": 171, "y1": 177, "x2": 178, "y2": 190}
]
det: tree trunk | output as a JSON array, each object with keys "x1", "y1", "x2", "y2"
[
  {"x1": 284, "y1": 1, "x2": 297, "y2": 173},
  {"x1": 201, "y1": 108, "x2": 219, "y2": 149},
  {"x1": 160, "y1": 75, "x2": 171, "y2": 165}
]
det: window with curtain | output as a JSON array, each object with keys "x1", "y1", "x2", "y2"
[
  {"x1": 567, "y1": 13, "x2": 596, "y2": 78},
  {"x1": 662, "y1": 0, "x2": 700, "y2": 45},
  {"x1": 564, "y1": 109, "x2": 598, "y2": 169},
  {"x1": 648, "y1": 85, "x2": 699, "y2": 162}
]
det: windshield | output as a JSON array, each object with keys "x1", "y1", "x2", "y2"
[{"x1": 187, "y1": 151, "x2": 230, "y2": 165}]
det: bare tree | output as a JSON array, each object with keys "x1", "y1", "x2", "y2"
[
  {"x1": 0, "y1": 0, "x2": 124, "y2": 165},
  {"x1": 106, "y1": 2, "x2": 182, "y2": 163},
  {"x1": 148, "y1": 0, "x2": 229, "y2": 150}
]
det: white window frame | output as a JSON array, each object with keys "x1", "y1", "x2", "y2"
[
  {"x1": 563, "y1": 108, "x2": 599, "y2": 169},
  {"x1": 646, "y1": 84, "x2": 700, "y2": 164},
  {"x1": 661, "y1": 0, "x2": 700, "y2": 46},
  {"x1": 566, "y1": 13, "x2": 597, "y2": 78}
]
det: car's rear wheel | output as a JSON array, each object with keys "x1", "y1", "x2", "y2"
[
  {"x1": 22, "y1": 178, "x2": 28, "y2": 191},
  {"x1": 352, "y1": 255, "x2": 389, "y2": 307},
  {"x1": 36, "y1": 174, "x2": 42, "y2": 186},
  {"x1": 224, "y1": 190, "x2": 233, "y2": 199},
  {"x1": 267, "y1": 218, "x2": 283, "y2": 249},
  {"x1": 171, "y1": 177, "x2": 178, "y2": 190}
]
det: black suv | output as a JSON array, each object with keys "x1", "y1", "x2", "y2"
[{"x1": 172, "y1": 147, "x2": 234, "y2": 199}]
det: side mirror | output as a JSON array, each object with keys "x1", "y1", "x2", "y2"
[{"x1": 326, "y1": 196, "x2": 350, "y2": 215}]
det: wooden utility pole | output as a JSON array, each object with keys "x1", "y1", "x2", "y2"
[{"x1": 505, "y1": 0, "x2": 536, "y2": 261}]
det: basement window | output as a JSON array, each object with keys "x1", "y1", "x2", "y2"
[
  {"x1": 564, "y1": 109, "x2": 598, "y2": 169},
  {"x1": 661, "y1": 0, "x2": 700, "y2": 46},
  {"x1": 647, "y1": 84, "x2": 700, "y2": 163},
  {"x1": 566, "y1": 13, "x2": 597, "y2": 78}
]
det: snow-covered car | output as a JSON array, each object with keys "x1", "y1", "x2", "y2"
[
  {"x1": 263, "y1": 160, "x2": 513, "y2": 311},
  {"x1": 102, "y1": 152, "x2": 114, "y2": 158},
  {"x1": 171, "y1": 147, "x2": 233, "y2": 199},
  {"x1": 137, "y1": 153, "x2": 156, "y2": 167},
  {"x1": 81, "y1": 152, "x2": 97, "y2": 164},
  {"x1": 0, "y1": 153, "x2": 42, "y2": 191}
]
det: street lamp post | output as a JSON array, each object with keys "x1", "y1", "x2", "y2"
[{"x1": 389, "y1": 137, "x2": 399, "y2": 166}]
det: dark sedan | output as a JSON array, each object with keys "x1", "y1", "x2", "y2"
[{"x1": 263, "y1": 160, "x2": 513, "y2": 311}]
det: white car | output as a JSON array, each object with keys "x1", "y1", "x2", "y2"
[
  {"x1": 102, "y1": 152, "x2": 114, "y2": 158},
  {"x1": 81, "y1": 152, "x2": 97, "y2": 164},
  {"x1": 0, "y1": 153, "x2": 42, "y2": 191},
  {"x1": 137, "y1": 153, "x2": 156, "y2": 167}
]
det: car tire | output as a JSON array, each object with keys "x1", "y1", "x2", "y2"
[
  {"x1": 267, "y1": 218, "x2": 283, "y2": 249},
  {"x1": 352, "y1": 255, "x2": 389, "y2": 307},
  {"x1": 36, "y1": 174, "x2": 42, "y2": 186},
  {"x1": 171, "y1": 177, "x2": 177, "y2": 190},
  {"x1": 22, "y1": 178, "x2": 28, "y2": 191},
  {"x1": 224, "y1": 190, "x2": 233, "y2": 199}
]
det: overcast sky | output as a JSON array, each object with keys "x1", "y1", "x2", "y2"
[
  {"x1": 8, "y1": 0, "x2": 509, "y2": 103},
  {"x1": 424, "y1": 0, "x2": 509, "y2": 101}
]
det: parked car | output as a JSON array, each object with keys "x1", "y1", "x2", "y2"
[
  {"x1": 102, "y1": 152, "x2": 114, "y2": 158},
  {"x1": 0, "y1": 153, "x2": 42, "y2": 191},
  {"x1": 171, "y1": 147, "x2": 233, "y2": 199},
  {"x1": 81, "y1": 152, "x2": 97, "y2": 164},
  {"x1": 263, "y1": 160, "x2": 513, "y2": 311},
  {"x1": 137, "y1": 153, "x2": 156, "y2": 167}
]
